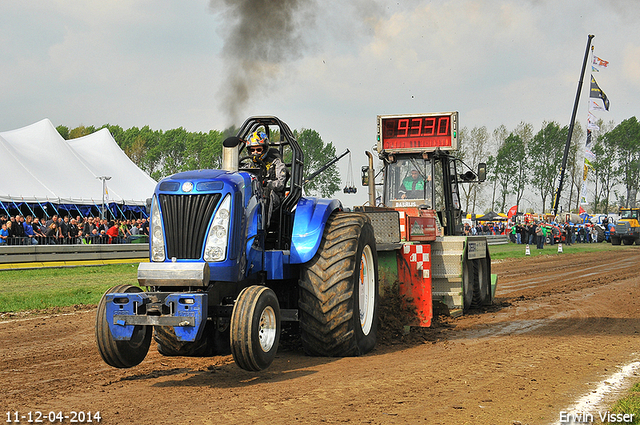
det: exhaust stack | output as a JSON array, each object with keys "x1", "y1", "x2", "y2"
[
  {"x1": 365, "y1": 151, "x2": 376, "y2": 207},
  {"x1": 222, "y1": 136, "x2": 241, "y2": 172}
]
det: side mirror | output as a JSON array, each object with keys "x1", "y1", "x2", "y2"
[
  {"x1": 477, "y1": 162, "x2": 486, "y2": 182},
  {"x1": 361, "y1": 166, "x2": 369, "y2": 186}
]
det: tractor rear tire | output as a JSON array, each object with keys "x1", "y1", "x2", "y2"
[
  {"x1": 595, "y1": 225, "x2": 605, "y2": 243},
  {"x1": 299, "y1": 212, "x2": 379, "y2": 357},
  {"x1": 154, "y1": 321, "x2": 219, "y2": 357},
  {"x1": 95, "y1": 284, "x2": 152, "y2": 368},
  {"x1": 230, "y1": 285, "x2": 281, "y2": 371}
]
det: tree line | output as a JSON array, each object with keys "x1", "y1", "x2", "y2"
[
  {"x1": 58, "y1": 115, "x2": 640, "y2": 216},
  {"x1": 457, "y1": 116, "x2": 640, "y2": 215},
  {"x1": 56, "y1": 124, "x2": 341, "y2": 198}
]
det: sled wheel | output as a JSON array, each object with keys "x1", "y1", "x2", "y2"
[
  {"x1": 470, "y1": 260, "x2": 481, "y2": 308},
  {"x1": 230, "y1": 285, "x2": 281, "y2": 371},
  {"x1": 299, "y1": 212, "x2": 379, "y2": 357},
  {"x1": 473, "y1": 258, "x2": 490, "y2": 307},
  {"x1": 462, "y1": 255, "x2": 474, "y2": 311},
  {"x1": 623, "y1": 238, "x2": 634, "y2": 245},
  {"x1": 611, "y1": 236, "x2": 621, "y2": 245},
  {"x1": 95, "y1": 284, "x2": 151, "y2": 368},
  {"x1": 482, "y1": 245, "x2": 493, "y2": 306}
]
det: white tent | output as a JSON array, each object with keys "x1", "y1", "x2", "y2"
[{"x1": 0, "y1": 119, "x2": 157, "y2": 216}]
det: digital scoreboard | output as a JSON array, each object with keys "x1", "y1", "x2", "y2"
[{"x1": 377, "y1": 112, "x2": 458, "y2": 153}]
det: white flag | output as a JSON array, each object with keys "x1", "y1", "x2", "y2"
[
  {"x1": 580, "y1": 180, "x2": 588, "y2": 205},
  {"x1": 105, "y1": 184, "x2": 110, "y2": 203},
  {"x1": 585, "y1": 148, "x2": 596, "y2": 163},
  {"x1": 589, "y1": 98, "x2": 606, "y2": 112},
  {"x1": 592, "y1": 55, "x2": 609, "y2": 69}
]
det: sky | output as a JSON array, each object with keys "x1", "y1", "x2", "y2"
[{"x1": 2, "y1": 0, "x2": 639, "y2": 211}]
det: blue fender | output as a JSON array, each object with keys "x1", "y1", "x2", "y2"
[{"x1": 290, "y1": 197, "x2": 342, "y2": 264}]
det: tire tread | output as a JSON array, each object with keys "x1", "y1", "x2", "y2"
[
  {"x1": 299, "y1": 212, "x2": 377, "y2": 357},
  {"x1": 95, "y1": 284, "x2": 151, "y2": 368}
]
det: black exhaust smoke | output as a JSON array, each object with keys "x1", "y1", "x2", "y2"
[{"x1": 209, "y1": 0, "x2": 313, "y2": 125}]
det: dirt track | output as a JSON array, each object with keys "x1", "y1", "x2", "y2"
[{"x1": 2, "y1": 247, "x2": 640, "y2": 425}]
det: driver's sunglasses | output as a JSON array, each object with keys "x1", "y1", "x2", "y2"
[{"x1": 248, "y1": 147, "x2": 263, "y2": 153}]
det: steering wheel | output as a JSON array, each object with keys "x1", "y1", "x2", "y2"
[{"x1": 239, "y1": 155, "x2": 253, "y2": 166}]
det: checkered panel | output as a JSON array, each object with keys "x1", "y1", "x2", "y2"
[
  {"x1": 402, "y1": 243, "x2": 430, "y2": 278},
  {"x1": 397, "y1": 242, "x2": 432, "y2": 327}
]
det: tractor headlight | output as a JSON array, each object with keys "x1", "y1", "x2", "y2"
[
  {"x1": 150, "y1": 196, "x2": 166, "y2": 262},
  {"x1": 204, "y1": 194, "x2": 231, "y2": 262}
]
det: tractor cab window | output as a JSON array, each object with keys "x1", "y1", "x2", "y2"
[
  {"x1": 384, "y1": 157, "x2": 433, "y2": 208},
  {"x1": 620, "y1": 209, "x2": 639, "y2": 220}
]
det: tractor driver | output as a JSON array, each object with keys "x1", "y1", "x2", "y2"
[
  {"x1": 399, "y1": 168, "x2": 432, "y2": 200},
  {"x1": 246, "y1": 131, "x2": 288, "y2": 226}
]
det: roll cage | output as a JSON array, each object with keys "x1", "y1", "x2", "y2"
[{"x1": 236, "y1": 116, "x2": 304, "y2": 249}]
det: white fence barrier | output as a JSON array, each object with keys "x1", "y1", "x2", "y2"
[{"x1": 0, "y1": 243, "x2": 149, "y2": 265}]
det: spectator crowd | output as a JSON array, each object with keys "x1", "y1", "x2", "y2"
[
  {"x1": 463, "y1": 219, "x2": 602, "y2": 249},
  {"x1": 0, "y1": 214, "x2": 149, "y2": 246},
  {"x1": 463, "y1": 222, "x2": 507, "y2": 236},
  {"x1": 506, "y1": 221, "x2": 601, "y2": 248}
]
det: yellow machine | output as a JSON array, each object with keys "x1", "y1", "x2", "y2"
[{"x1": 610, "y1": 207, "x2": 640, "y2": 245}]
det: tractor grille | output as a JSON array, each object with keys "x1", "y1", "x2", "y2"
[
  {"x1": 616, "y1": 222, "x2": 630, "y2": 234},
  {"x1": 159, "y1": 194, "x2": 221, "y2": 259}
]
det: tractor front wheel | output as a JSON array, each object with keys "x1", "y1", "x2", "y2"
[
  {"x1": 299, "y1": 212, "x2": 379, "y2": 357},
  {"x1": 95, "y1": 284, "x2": 152, "y2": 368},
  {"x1": 155, "y1": 320, "x2": 225, "y2": 357},
  {"x1": 230, "y1": 285, "x2": 281, "y2": 371}
]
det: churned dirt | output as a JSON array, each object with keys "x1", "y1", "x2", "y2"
[{"x1": 2, "y1": 247, "x2": 640, "y2": 425}]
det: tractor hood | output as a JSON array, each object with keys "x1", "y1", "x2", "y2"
[{"x1": 155, "y1": 169, "x2": 251, "y2": 198}]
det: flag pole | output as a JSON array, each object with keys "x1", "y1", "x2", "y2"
[
  {"x1": 579, "y1": 45, "x2": 596, "y2": 210},
  {"x1": 552, "y1": 34, "x2": 595, "y2": 217}
]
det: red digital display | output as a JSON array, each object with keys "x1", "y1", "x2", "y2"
[{"x1": 378, "y1": 113, "x2": 457, "y2": 151}]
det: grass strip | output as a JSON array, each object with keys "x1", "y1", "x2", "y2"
[
  {"x1": 488, "y1": 240, "x2": 634, "y2": 260},
  {"x1": 604, "y1": 382, "x2": 640, "y2": 424},
  {"x1": 0, "y1": 263, "x2": 138, "y2": 313}
]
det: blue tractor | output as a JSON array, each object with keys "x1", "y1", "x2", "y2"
[{"x1": 96, "y1": 116, "x2": 379, "y2": 370}]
